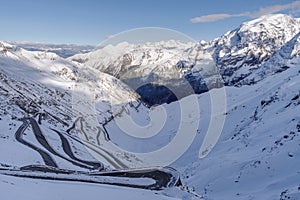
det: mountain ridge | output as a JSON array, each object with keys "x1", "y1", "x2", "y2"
[{"x1": 68, "y1": 14, "x2": 300, "y2": 104}]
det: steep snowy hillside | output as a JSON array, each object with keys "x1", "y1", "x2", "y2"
[{"x1": 173, "y1": 56, "x2": 300, "y2": 200}]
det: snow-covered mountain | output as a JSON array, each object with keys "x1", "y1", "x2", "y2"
[
  {"x1": 69, "y1": 40, "x2": 198, "y2": 105},
  {"x1": 0, "y1": 14, "x2": 299, "y2": 200},
  {"x1": 209, "y1": 14, "x2": 300, "y2": 85},
  {"x1": 69, "y1": 14, "x2": 300, "y2": 105}
]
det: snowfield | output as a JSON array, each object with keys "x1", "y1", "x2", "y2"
[{"x1": 0, "y1": 174, "x2": 181, "y2": 200}]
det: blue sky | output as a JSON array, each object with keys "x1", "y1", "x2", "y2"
[{"x1": 1, "y1": 0, "x2": 300, "y2": 45}]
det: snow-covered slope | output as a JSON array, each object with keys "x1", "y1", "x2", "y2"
[
  {"x1": 0, "y1": 175, "x2": 180, "y2": 200},
  {"x1": 174, "y1": 58, "x2": 300, "y2": 200}
]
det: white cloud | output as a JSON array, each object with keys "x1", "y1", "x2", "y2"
[
  {"x1": 191, "y1": 1, "x2": 300, "y2": 23},
  {"x1": 191, "y1": 13, "x2": 235, "y2": 23},
  {"x1": 106, "y1": 35, "x2": 116, "y2": 39},
  {"x1": 249, "y1": 1, "x2": 300, "y2": 18}
]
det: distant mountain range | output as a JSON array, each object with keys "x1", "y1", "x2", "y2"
[{"x1": 8, "y1": 41, "x2": 95, "y2": 58}]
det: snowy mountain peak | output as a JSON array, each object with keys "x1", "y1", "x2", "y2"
[
  {"x1": 238, "y1": 14, "x2": 300, "y2": 43},
  {"x1": 201, "y1": 14, "x2": 300, "y2": 86},
  {"x1": 214, "y1": 14, "x2": 300, "y2": 55},
  {"x1": 242, "y1": 13, "x2": 299, "y2": 28}
]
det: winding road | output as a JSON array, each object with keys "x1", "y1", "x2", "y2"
[
  {"x1": 70, "y1": 117, "x2": 128, "y2": 169},
  {"x1": 15, "y1": 117, "x2": 103, "y2": 170},
  {"x1": 10, "y1": 116, "x2": 181, "y2": 190},
  {"x1": 15, "y1": 119, "x2": 58, "y2": 167}
]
